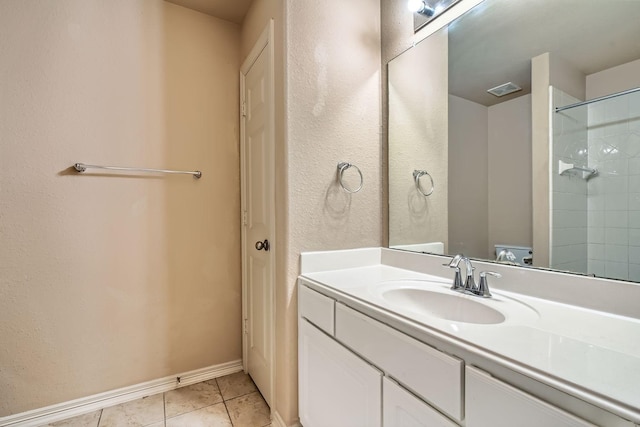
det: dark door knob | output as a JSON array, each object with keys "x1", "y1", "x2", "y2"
[{"x1": 255, "y1": 239, "x2": 270, "y2": 251}]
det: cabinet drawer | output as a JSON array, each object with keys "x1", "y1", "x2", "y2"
[
  {"x1": 383, "y1": 377, "x2": 458, "y2": 427},
  {"x1": 298, "y1": 283, "x2": 335, "y2": 335},
  {"x1": 465, "y1": 366, "x2": 594, "y2": 427},
  {"x1": 335, "y1": 303, "x2": 463, "y2": 421}
]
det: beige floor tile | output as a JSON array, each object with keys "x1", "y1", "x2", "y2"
[
  {"x1": 216, "y1": 372, "x2": 257, "y2": 401},
  {"x1": 165, "y1": 403, "x2": 231, "y2": 427},
  {"x1": 44, "y1": 410, "x2": 101, "y2": 427},
  {"x1": 98, "y1": 394, "x2": 164, "y2": 427},
  {"x1": 225, "y1": 392, "x2": 270, "y2": 427},
  {"x1": 164, "y1": 380, "x2": 223, "y2": 419}
]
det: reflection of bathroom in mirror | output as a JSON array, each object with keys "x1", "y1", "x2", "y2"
[{"x1": 388, "y1": 0, "x2": 640, "y2": 282}]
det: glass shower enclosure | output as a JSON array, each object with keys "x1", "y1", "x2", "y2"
[{"x1": 551, "y1": 86, "x2": 640, "y2": 281}]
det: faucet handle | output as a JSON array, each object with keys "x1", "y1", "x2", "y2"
[
  {"x1": 476, "y1": 271, "x2": 501, "y2": 298},
  {"x1": 449, "y1": 267, "x2": 464, "y2": 291},
  {"x1": 443, "y1": 254, "x2": 464, "y2": 291}
]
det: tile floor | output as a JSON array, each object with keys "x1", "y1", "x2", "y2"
[{"x1": 42, "y1": 372, "x2": 271, "y2": 427}]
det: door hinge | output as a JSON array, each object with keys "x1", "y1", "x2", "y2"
[
  {"x1": 242, "y1": 210, "x2": 248, "y2": 226},
  {"x1": 241, "y1": 101, "x2": 247, "y2": 117},
  {"x1": 243, "y1": 318, "x2": 248, "y2": 335}
]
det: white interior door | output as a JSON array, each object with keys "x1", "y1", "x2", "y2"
[{"x1": 240, "y1": 22, "x2": 274, "y2": 407}]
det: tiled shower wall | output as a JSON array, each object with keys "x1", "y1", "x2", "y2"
[
  {"x1": 552, "y1": 86, "x2": 640, "y2": 280},
  {"x1": 587, "y1": 90, "x2": 640, "y2": 281},
  {"x1": 551, "y1": 87, "x2": 588, "y2": 274}
]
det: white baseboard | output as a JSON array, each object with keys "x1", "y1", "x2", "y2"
[
  {"x1": 0, "y1": 360, "x2": 243, "y2": 427},
  {"x1": 272, "y1": 410, "x2": 302, "y2": 427}
]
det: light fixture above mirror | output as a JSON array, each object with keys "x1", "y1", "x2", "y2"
[
  {"x1": 409, "y1": 0, "x2": 462, "y2": 33},
  {"x1": 408, "y1": 0, "x2": 435, "y2": 16}
]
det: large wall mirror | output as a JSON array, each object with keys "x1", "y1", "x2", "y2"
[{"x1": 388, "y1": 0, "x2": 640, "y2": 282}]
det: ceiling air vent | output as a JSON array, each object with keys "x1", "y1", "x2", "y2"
[{"x1": 487, "y1": 82, "x2": 522, "y2": 97}]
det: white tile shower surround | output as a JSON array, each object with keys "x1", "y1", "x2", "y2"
[
  {"x1": 587, "y1": 89, "x2": 640, "y2": 280},
  {"x1": 551, "y1": 86, "x2": 640, "y2": 280},
  {"x1": 40, "y1": 372, "x2": 271, "y2": 427},
  {"x1": 551, "y1": 87, "x2": 588, "y2": 273}
]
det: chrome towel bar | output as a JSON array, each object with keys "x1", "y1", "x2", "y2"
[{"x1": 73, "y1": 163, "x2": 202, "y2": 179}]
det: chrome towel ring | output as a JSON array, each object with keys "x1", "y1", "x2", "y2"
[
  {"x1": 413, "y1": 169, "x2": 434, "y2": 196},
  {"x1": 337, "y1": 162, "x2": 363, "y2": 193}
]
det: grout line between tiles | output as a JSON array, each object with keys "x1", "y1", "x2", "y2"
[
  {"x1": 163, "y1": 400, "x2": 226, "y2": 421},
  {"x1": 162, "y1": 392, "x2": 167, "y2": 426},
  {"x1": 223, "y1": 390, "x2": 260, "y2": 403},
  {"x1": 222, "y1": 400, "x2": 234, "y2": 426},
  {"x1": 96, "y1": 409, "x2": 103, "y2": 427},
  {"x1": 214, "y1": 376, "x2": 236, "y2": 426}
]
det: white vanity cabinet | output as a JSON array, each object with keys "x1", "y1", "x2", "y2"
[
  {"x1": 298, "y1": 319, "x2": 382, "y2": 427},
  {"x1": 383, "y1": 377, "x2": 458, "y2": 427},
  {"x1": 465, "y1": 366, "x2": 594, "y2": 427},
  {"x1": 298, "y1": 281, "x2": 622, "y2": 427},
  {"x1": 298, "y1": 285, "x2": 382, "y2": 427},
  {"x1": 335, "y1": 302, "x2": 463, "y2": 421},
  {"x1": 299, "y1": 282, "x2": 460, "y2": 427}
]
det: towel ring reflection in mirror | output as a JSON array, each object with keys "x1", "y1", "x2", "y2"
[
  {"x1": 337, "y1": 162, "x2": 363, "y2": 193},
  {"x1": 413, "y1": 169, "x2": 434, "y2": 196}
]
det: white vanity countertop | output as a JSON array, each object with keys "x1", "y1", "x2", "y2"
[{"x1": 299, "y1": 248, "x2": 640, "y2": 423}]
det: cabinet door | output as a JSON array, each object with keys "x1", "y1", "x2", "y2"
[
  {"x1": 299, "y1": 319, "x2": 382, "y2": 427},
  {"x1": 336, "y1": 303, "x2": 463, "y2": 421},
  {"x1": 383, "y1": 378, "x2": 458, "y2": 427},
  {"x1": 466, "y1": 366, "x2": 594, "y2": 427}
]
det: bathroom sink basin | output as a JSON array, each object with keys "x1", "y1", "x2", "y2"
[{"x1": 381, "y1": 288, "x2": 505, "y2": 324}]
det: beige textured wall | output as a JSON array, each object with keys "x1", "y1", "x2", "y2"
[
  {"x1": 284, "y1": 0, "x2": 382, "y2": 423},
  {"x1": 448, "y1": 94, "x2": 531, "y2": 261},
  {"x1": 381, "y1": 0, "x2": 419, "y2": 65},
  {"x1": 381, "y1": 0, "x2": 483, "y2": 248},
  {"x1": 448, "y1": 95, "x2": 488, "y2": 258},
  {"x1": 388, "y1": 29, "x2": 449, "y2": 249},
  {"x1": 587, "y1": 58, "x2": 640, "y2": 99},
  {"x1": 550, "y1": 56, "x2": 586, "y2": 102},
  {"x1": 381, "y1": 0, "x2": 415, "y2": 248},
  {"x1": 0, "y1": 0, "x2": 241, "y2": 416},
  {"x1": 531, "y1": 53, "x2": 552, "y2": 268},
  {"x1": 488, "y1": 94, "x2": 532, "y2": 255}
]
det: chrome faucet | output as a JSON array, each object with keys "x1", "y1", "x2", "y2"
[
  {"x1": 443, "y1": 254, "x2": 501, "y2": 298},
  {"x1": 443, "y1": 254, "x2": 475, "y2": 292},
  {"x1": 461, "y1": 256, "x2": 476, "y2": 292}
]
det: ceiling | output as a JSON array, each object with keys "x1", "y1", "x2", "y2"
[
  {"x1": 165, "y1": 0, "x2": 253, "y2": 24},
  {"x1": 166, "y1": 0, "x2": 640, "y2": 107},
  {"x1": 448, "y1": 0, "x2": 640, "y2": 106}
]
